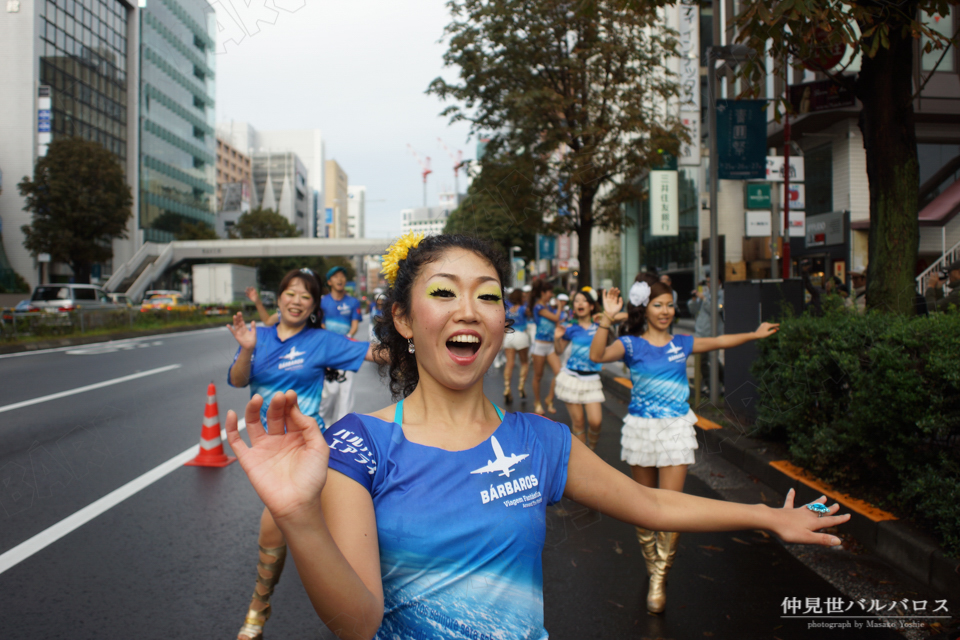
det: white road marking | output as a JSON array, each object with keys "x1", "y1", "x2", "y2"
[
  {"x1": 0, "y1": 420, "x2": 246, "y2": 576},
  {"x1": 0, "y1": 326, "x2": 227, "y2": 360},
  {"x1": 0, "y1": 365, "x2": 182, "y2": 414}
]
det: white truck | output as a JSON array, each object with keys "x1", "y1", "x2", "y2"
[{"x1": 191, "y1": 264, "x2": 258, "y2": 305}]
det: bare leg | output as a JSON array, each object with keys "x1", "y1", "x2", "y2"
[
  {"x1": 584, "y1": 402, "x2": 603, "y2": 450},
  {"x1": 544, "y1": 351, "x2": 561, "y2": 413},
  {"x1": 503, "y1": 348, "x2": 516, "y2": 403},
  {"x1": 518, "y1": 348, "x2": 529, "y2": 398},
  {"x1": 565, "y1": 402, "x2": 586, "y2": 444},
  {"x1": 532, "y1": 353, "x2": 547, "y2": 413}
]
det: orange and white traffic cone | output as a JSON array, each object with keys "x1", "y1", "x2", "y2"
[{"x1": 185, "y1": 382, "x2": 236, "y2": 467}]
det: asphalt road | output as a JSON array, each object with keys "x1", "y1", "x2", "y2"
[{"x1": 0, "y1": 322, "x2": 904, "y2": 639}]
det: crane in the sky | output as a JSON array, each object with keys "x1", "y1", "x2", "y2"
[
  {"x1": 437, "y1": 137, "x2": 466, "y2": 197},
  {"x1": 406, "y1": 144, "x2": 433, "y2": 207}
]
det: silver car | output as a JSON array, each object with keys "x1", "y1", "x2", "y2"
[{"x1": 30, "y1": 284, "x2": 119, "y2": 313}]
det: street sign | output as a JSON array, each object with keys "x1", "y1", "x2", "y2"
[
  {"x1": 649, "y1": 170, "x2": 678, "y2": 236},
  {"x1": 789, "y1": 78, "x2": 856, "y2": 115},
  {"x1": 766, "y1": 156, "x2": 805, "y2": 182},
  {"x1": 745, "y1": 183, "x2": 772, "y2": 209},
  {"x1": 716, "y1": 100, "x2": 767, "y2": 180},
  {"x1": 744, "y1": 211, "x2": 805, "y2": 237},
  {"x1": 782, "y1": 183, "x2": 805, "y2": 210},
  {"x1": 805, "y1": 211, "x2": 845, "y2": 248}
]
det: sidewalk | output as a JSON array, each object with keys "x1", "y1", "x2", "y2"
[{"x1": 599, "y1": 369, "x2": 960, "y2": 603}]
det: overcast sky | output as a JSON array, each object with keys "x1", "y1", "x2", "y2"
[{"x1": 213, "y1": 0, "x2": 475, "y2": 238}]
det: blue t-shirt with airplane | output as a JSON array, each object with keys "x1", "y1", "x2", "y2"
[
  {"x1": 326, "y1": 410, "x2": 571, "y2": 640},
  {"x1": 228, "y1": 326, "x2": 368, "y2": 428},
  {"x1": 619, "y1": 334, "x2": 694, "y2": 419},
  {"x1": 533, "y1": 304, "x2": 557, "y2": 342},
  {"x1": 562, "y1": 322, "x2": 603, "y2": 374},
  {"x1": 321, "y1": 293, "x2": 362, "y2": 335},
  {"x1": 507, "y1": 304, "x2": 528, "y2": 332}
]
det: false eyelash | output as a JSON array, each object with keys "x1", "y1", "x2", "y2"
[
  {"x1": 479, "y1": 294, "x2": 502, "y2": 302},
  {"x1": 428, "y1": 287, "x2": 457, "y2": 297}
]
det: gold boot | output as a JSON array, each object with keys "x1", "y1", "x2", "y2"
[
  {"x1": 518, "y1": 363, "x2": 528, "y2": 399},
  {"x1": 503, "y1": 369, "x2": 512, "y2": 404},
  {"x1": 634, "y1": 527, "x2": 659, "y2": 576},
  {"x1": 238, "y1": 544, "x2": 287, "y2": 640},
  {"x1": 647, "y1": 532, "x2": 680, "y2": 614}
]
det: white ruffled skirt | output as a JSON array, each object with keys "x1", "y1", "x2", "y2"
[
  {"x1": 620, "y1": 410, "x2": 699, "y2": 468},
  {"x1": 554, "y1": 370, "x2": 605, "y2": 405}
]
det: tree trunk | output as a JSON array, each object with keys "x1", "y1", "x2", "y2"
[
  {"x1": 856, "y1": 11, "x2": 920, "y2": 315},
  {"x1": 577, "y1": 188, "x2": 596, "y2": 288}
]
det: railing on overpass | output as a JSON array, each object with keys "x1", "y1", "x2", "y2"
[{"x1": 105, "y1": 238, "x2": 394, "y2": 298}]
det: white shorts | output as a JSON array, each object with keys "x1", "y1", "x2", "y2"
[
  {"x1": 554, "y1": 370, "x2": 605, "y2": 405},
  {"x1": 503, "y1": 330, "x2": 531, "y2": 351},
  {"x1": 620, "y1": 410, "x2": 699, "y2": 468},
  {"x1": 531, "y1": 340, "x2": 554, "y2": 357}
]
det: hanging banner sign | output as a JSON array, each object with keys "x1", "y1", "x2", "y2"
[
  {"x1": 766, "y1": 156, "x2": 805, "y2": 182},
  {"x1": 716, "y1": 100, "x2": 767, "y2": 180},
  {"x1": 679, "y1": 111, "x2": 701, "y2": 166},
  {"x1": 677, "y1": 0, "x2": 700, "y2": 113},
  {"x1": 538, "y1": 234, "x2": 557, "y2": 260},
  {"x1": 789, "y1": 78, "x2": 856, "y2": 115},
  {"x1": 650, "y1": 170, "x2": 679, "y2": 236}
]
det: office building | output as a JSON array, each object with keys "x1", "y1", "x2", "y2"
[
  {"x1": 216, "y1": 136, "x2": 252, "y2": 211},
  {"x1": 139, "y1": 0, "x2": 217, "y2": 242},
  {"x1": 348, "y1": 185, "x2": 366, "y2": 238},
  {"x1": 324, "y1": 160, "x2": 348, "y2": 238},
  {"x1": 217, "y1": 123, "x2": 326, "y2": 237},
  {"x1": 0, "y1": 0, "x2": 140, "y2": 287},
  {"x1": 401, "y1": 206, "x2": 453, "y2": 236},
  {"x1": 251, "y1": 151, "x2": 309, "y2": 235}
]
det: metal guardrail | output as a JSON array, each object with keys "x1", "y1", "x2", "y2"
[
  {"x1": 916, "y1": 237, "x2": 960, "y2": 295},
  {"x1": 0, "y1": 305, "x2": 232, "y2": 339}
]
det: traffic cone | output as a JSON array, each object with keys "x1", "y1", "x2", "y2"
[{"x1": 185, "y1": 382, "x2": 236, "y2": 467}]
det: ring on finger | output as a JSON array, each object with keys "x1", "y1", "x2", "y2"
[{"x1": 806, "y1": 503, "x2": 830, "y2": 517}]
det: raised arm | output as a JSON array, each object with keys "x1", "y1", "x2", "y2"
[
  {"x1": 246, "y1": 287, "x2": 277, "y2": 326},
  {"x1": 553, "y1": 325, "x2": 569, "y2": 355},
  {"x1": 564, "y1": 438, "x2": 847, "y2": 545},
  {"x1": 228, "y1": 312, "x2": 256, "y2": 387},
  {"x1": 537, "y1": 300, "x2": 565, "y2": 323},
  {"x1": 692, "y1": 322, "x2": 778, "y2": 353},
  {"x1": 589, "y1": 288, "x2": 626, "y2": 363},
  {"x1": 225, "y1": 393, "x2": 384, "y2": 640}
]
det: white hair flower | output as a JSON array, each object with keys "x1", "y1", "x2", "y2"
[{"x1": 629, "y1": 281, "x2": 651, "y2": 307}]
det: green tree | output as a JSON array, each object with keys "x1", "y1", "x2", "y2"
[
  {"x1": 229, "y1": 207, "x2": 300, "y2": 239},
  {"x1": 19, "y1": 137, "x2": 133, "y2": 284},
  {"x1": 176, "y1": 221, "x2": 219, "y2": 240},
  {"x1": 731, "y1": 0, "x2": 957, "y2": 314},
  {"x1": 429, "y1": 0, "x2": 685, "y2": 286}
]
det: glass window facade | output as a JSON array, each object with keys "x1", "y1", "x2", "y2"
[
  {"x1": 38, "y1": 0, "x2": 129, "y2": 160},
  {"x1": 139, "y1": 0, "x2": 216, "y2": 242}
]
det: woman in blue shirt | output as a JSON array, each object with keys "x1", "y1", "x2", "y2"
[
  {"x1": 225, "y1": 235, "x2": 848, "y2": 640},
  {"x1": 528, "y1": 278, "x2": 565, "y2": 415},
  {"x1": 502, "y1": 288, "x2": 531, "y2": 404},
  {"x1": 588, "y1": 273, "x2": 779, "y2": 615},
  {"x1": 228, "y1": 268, "x2": 377, "y2": 640},
  {"x1": 552, "y1": 290, "x2": 605, "y2": 450}
]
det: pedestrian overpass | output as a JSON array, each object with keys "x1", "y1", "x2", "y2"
[{"x1": 104, "y1": 238, "x2": 393, "y2": 301}]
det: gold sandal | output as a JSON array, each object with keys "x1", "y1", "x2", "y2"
[
  {"x1": 238, "y1": 544, "x2": 287, "y2": 640},
  {"x1": 587, "y1": 425, "x2": 601, "y2": 451}
]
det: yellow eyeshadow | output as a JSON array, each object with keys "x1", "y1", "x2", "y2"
[
  {"x1": 476, "y1": 285, "x2": 502, "y2": 299},
  {"x1": 426, "y1": 283, "x2": 458, "y2": 297}
]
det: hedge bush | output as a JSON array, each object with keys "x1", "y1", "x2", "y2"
[{"x1": 752, "y1": 308, "x2": 960, "y2": 556}]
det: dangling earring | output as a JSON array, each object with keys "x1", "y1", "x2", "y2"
[
  {"x1": 408, "y1": 339, "x2": 415, "y2": 354},
  {"x1": 310, "y1": 312, "x2": 317, "y2": 324}
]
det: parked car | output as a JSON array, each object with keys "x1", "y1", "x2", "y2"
[
  {"x1": 259, "y1": 291, "x2": 277, "y2": 307},
  {"x1": 30, "y1": 284, "x2": 119, "y2": 313},
  {"x1": 107, "y1": 292, "x2": 134, "y2": 307},
  {"x1": 1, "y1": 300, "x2": 39, "y2": 323},
  {"x1": 140, "y1": 295, "x2": 197, "y2": 313},
  {"x1": 144, "y1": 289, "x2": 182, "y2": 300}
]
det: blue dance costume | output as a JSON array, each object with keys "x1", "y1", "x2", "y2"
[
  {"x1": 227, "y1": 325, "x2": 368, "y2": 429},
  {"x1": 506, "y1": 304, "x2": 528, "y2": 332},
  {"x1": 321, "y1": 293, "x2": 363, "y2": 336},
  {"x1": 532, "y1": 304, "x2": 557, "y2": 342},
  {"x1": 326, "y1": 403, "x2": 572, "y2": 640},
  {"x1": 617, "y1": 334, "x2": 699, "y2": 467},
  {"x1": 553, "y1": 323, "x2": 606, "y2": 405}
]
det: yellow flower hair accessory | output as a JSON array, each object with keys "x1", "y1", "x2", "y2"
[{"x1": 381, "y1": 231, "x2": 425, "y2": 285}]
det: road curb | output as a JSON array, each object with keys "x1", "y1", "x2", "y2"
[
  {"x1": 600, "y1": 369, "x2": 960, "y2": 599},
  {"x1": 0, "y1": 322, "x2": 226, "y2": 355}
]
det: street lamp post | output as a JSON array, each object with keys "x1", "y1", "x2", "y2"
[{"x1": 707, "y1": 43, "x2": 756, "y2": 406}]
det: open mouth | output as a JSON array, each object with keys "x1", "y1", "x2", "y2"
[{"x1": 446, "y1": 333, "x2": 482, "y2": 359}]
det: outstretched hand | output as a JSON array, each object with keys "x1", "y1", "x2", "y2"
[
  {"x1": 771, "y1": 488, "x2": 849, "y2": 546},
  {"x1": 755, "y1": 322, "x2": 780, "y2": 339},
  {"x1": 227, "y1": 312, "x2": 257, "y2": 350},
  {"x1": 225, "y1": 391, "x2": 330, "y2": 522},
  {"x1": 245, "y1": 287, "x2": 261, "y2": 304},
  {"x1": 602, "y1": 287, "x2": 623, "y2": 317}
]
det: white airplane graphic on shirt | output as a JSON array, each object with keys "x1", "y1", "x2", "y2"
[
  {"x1": 667, "y1": 342, "x2": 683, "y2": 356},
  {"x1": 281, "y1": 346, "x2": 306, "y2": 360},
  {"x1": 470, "y1": 436, "x2": 529, "y2": 478}
]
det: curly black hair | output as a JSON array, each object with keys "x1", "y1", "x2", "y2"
[
  {"x1": 620, "y1": 272, "x2": 674, "y2": 337},
  {"x1": 373, "y1": 234, "x2": 511, "y2": 399}
]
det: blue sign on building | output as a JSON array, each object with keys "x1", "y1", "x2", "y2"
[
  {"x1": 325, "y1": 207, "x2": 333, "y2": 224},
  {"x1": 716, "y1": 99, "x2": 766, "y2": 180},
  {"x1": 538, "y1": 235, "x2": 556, "y2": 260}
]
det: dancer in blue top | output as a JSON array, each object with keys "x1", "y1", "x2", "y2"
[
  {"x1": 552, "y1": 290, "x2": 605, "y2": 450},
  {"x1": 228, "y1": 268, "x2": 379, "y2": 640},
  {"x1": 225, "y1": 234, "x2": 848, "y2": 640},
  {"x1": 588, "y1": 273, "x2": 779, "y2": 615},
  {"x1": 319, "y1": 266, "x2": 364, "y2": 428},
  {"x1": 501, "y1": 288, "x2": 531, "y2": 405},
  {"x1": 528, "y1": 278, "x2": 565, "y2": 415}
]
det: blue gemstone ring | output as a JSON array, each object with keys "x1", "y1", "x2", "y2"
[{"x1": 806, "y1": 503, "x2": 830, "y2": 517}]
